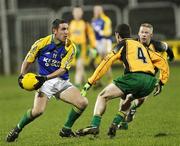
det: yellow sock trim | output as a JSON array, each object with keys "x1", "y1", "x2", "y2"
[
  {"x1": 117, "y1": 111, "x2": 126, "y2": 118},
  {"x1": 73, "y1": 106, "x2": 83, "y2": 114}
]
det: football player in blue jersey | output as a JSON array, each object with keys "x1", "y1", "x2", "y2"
[
  {"x1": 91, "y1": 5, "x2": 113, "y2": 85},
  {"x1": 92, "y1": 5, "x2": 112, "y2": 58},
  {"x1": 6, "y1": 19, "x2": 88, "y2": 142}
]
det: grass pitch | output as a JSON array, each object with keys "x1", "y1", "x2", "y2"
[{"x1": 0, "y1": 65, "x2": 180, "y2": 146}]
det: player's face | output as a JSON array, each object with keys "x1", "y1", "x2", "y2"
[
  {"x1": 73, "y1": 8, "x2": 83, "y2": 20},
  {"x1": 53, "y1": 23, "x2": 69, "y2": 42},
  {"x1": 93, "y1": 6, "x2": 103, "y2": 18},
  {"x1": 138, "y1": 26, "x2": 153, "y2": 45}
]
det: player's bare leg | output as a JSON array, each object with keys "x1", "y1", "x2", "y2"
[
  {"x1": 108, "y1": 94, "x2": 134, "y2": 138},
  {"x1": 118, "y1": 96, "x2": 147, "y2": 130},
  {"x1": 118, "y1": 95, "x2": 147, "y2": 130},
  {"x1": 6, "y1": 92, "x2": 48, "y2": 142},
  {"x1": 59, "y1": 86, "x2": 88, "y2": 137},
  {"x1": 76, "y1": 83, "x2": 124, "y2": 136},
  {"x1": 126, "y1": 97, "x2": 145, "y2": 122},
  {"x1": 75, "y1": 58, "x2": 85, "y2": 87}
]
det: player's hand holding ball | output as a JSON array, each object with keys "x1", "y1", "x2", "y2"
[
  {"x1": 18, "y1": 74, "x2": 24, "y2": 89},
  {"x1": 18, "y1": 73, "x2": 47, "y2": 91},
  {"x1": 34, "y1": 75, "x2": 47, "y2": 90}
]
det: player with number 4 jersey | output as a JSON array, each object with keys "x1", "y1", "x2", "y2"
[
  {"x1": 87, "y1": 37, "x2": 169, "y2": 90},
  {"x1": 76, "y1": 24, "x2": 169, "y2": 138}
]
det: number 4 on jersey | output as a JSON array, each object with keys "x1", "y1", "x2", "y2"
[{"x1": 138, "y1": 47, "x2": 147, "y2": 63}]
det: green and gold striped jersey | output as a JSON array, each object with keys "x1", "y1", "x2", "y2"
[{"x1": 88, "y1": 39, "x2": 169, "y2": 85}]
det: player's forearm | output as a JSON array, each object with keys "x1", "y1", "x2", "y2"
[
  {"x1": 154, "y1": 60, "x2": 169, "y2": 84},
  {"x1": 88, "y1": 61, "x2": 110, "y2": 84},
  {"x1": 46, "y1": 68, "x2": 66, "y2": 80},
  {"x1": 103, "y1": 23, "x2": 112, "y2": 37},
  {"x1": 158, "y1": 62, "x2": 169, "y2": 84},
  {"x1": 20, "y1": 60, "x2": 32, "y2": 75},
  {"x1": 103, "y1": 29, "x2": 112, "y2": 37},
  {"x1": 88, "y1": 52, "x2": 116, "y2": 84},
  {"x1": 149, "y1": 50, "x2": 169, "y2": 84}
]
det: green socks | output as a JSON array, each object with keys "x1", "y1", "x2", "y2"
[
  {"x1": 91, "y1": 115, "x2": 102, "y2": 127},
  {"x1": 112, "y1": 111, "x2": 126, "y2": 125},
  {"x1": 64, "y1": 107, "x2": 83, "y2": 129},
  {"x1": 17, "y1": 107, "x2": 84, "y2": 130},
  {"x1": 17, "y1": 109, "x2": 35, "y2": 130}
]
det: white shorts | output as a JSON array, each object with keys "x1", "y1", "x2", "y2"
[
  {"x1": 96, "y1": 38, "x2": 112, "y2": 57},
  {"x1": 39, "y1": 77, "x2": 73, "y2": 99}
]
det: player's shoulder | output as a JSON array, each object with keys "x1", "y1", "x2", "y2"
[
  {"x1": 150, "y1": 39, "x2": 167, "y2": 52},
  {"x1": 112, "y1": 39, "x2": 126, "y2": 53},
  {"x1": 125, "y1": 38, "x2": 141, "y2": 44},
  {"x1": 126, "y1": 38, "x2": 147, "y2": 49},
  {"x1": 65, "y1": 39, "x2": 76, "y2": 51},
  {"x1": 101, "y1": 13, "x2": 111, "y2": 23},
  {"x1": 32, "y1": 35, "x2": 52, "y2": 49},
  {"x1": 150, "y1": 39, "x2": 161, "y2": 46}
]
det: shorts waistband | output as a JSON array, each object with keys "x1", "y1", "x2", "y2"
[{"x1": 125, "y1": 71, "x2": 155, "y2": 77}]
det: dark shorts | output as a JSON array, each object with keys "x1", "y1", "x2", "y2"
[{"x1": 113, "y1": 73, "x2": 157, "y2": 99}]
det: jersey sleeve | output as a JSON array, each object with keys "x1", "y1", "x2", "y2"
[
  {"x1": 151, "y1": 40, "x2": 174, "y2": 61},
  {"x1": 60, "y1": 41, "x2": 76, "y2": 70},
  {"x1": 166, "y1": 46, "x2": 174, "y2": 61},
  {"x1": 101, "y1": 15, "x2": 112, "y2": 37},
  {"x1": 24, "y1": 39, "x2": 43, "y2": 63},
  {"x1": 86, "y1": 22, "x2": 96, "y2": 48},
  {"x1": 25, "y1": 36, "x2": 50, "y2": 63},
  {"x1": 159, "y1": 41, "x2": 174, "y2": 61},
  {"x1": 88, "y1": 43, "x2": 124, "y2": 84},
  {"x1": 161, "y1": 41, "x2": 168, "y2": 51},
  {"x1": 148, "y1": 49, "x2": 169, "y2": 84},
  {"x1": 151, "y1": 40, "x2": 168, "y2": 52}
]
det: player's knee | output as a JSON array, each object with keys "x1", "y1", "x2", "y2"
[
  {"x1": 82, "y1": 97, "x2": 88, "y2": 108},
  {"x1": 98, "y1": 90, "x2": 110, "y2": 101},
  {"x1": 77, "y1": 97, "x2": 88, "y2": 109},
  {"x1": 32, "y1": 108, "x2": 44, "y2": 118}
]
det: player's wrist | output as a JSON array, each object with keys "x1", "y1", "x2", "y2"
[
  {"x1": 18, "y1": 74, "x2": 24, "y2": 89},
  {"x1": 83, "y1": 82, "x2": 92, "y2": 91},
  {"x1": 18, "y1": 74, "x2": 23, "y2": 79},
  {"x1": 86, "y1": 82, "x2": 92, "y2": 88},
  {"x1": 36, "y1": 75, "x2": 48, "y2": 82}
]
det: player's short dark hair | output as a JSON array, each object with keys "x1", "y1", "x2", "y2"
[
  {"x1": 52, "y1": 19, "x2": 68, "y2": 29},
  {"x1": 115, "y1": 24, "x2": 131, "y2": 38}
]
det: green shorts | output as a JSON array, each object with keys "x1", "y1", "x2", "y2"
[
  {"x1": 113, "y1": 72, "x2": 157, "y2": 99},
  {"x1": 75, "y1": 44, "x2": 82, "y2": 59}
]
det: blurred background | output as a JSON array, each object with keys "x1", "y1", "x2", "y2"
[{"x1": 0, "y1": 0, "x2": 180, "y2": 75}]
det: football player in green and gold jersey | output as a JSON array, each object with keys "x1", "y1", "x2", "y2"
[
  {"x1": 75, "y1": 24, "x2": 169, "y2": 138},
  {"x1": 118, "y1": 23, "x2": 174, "y2": 130}
]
